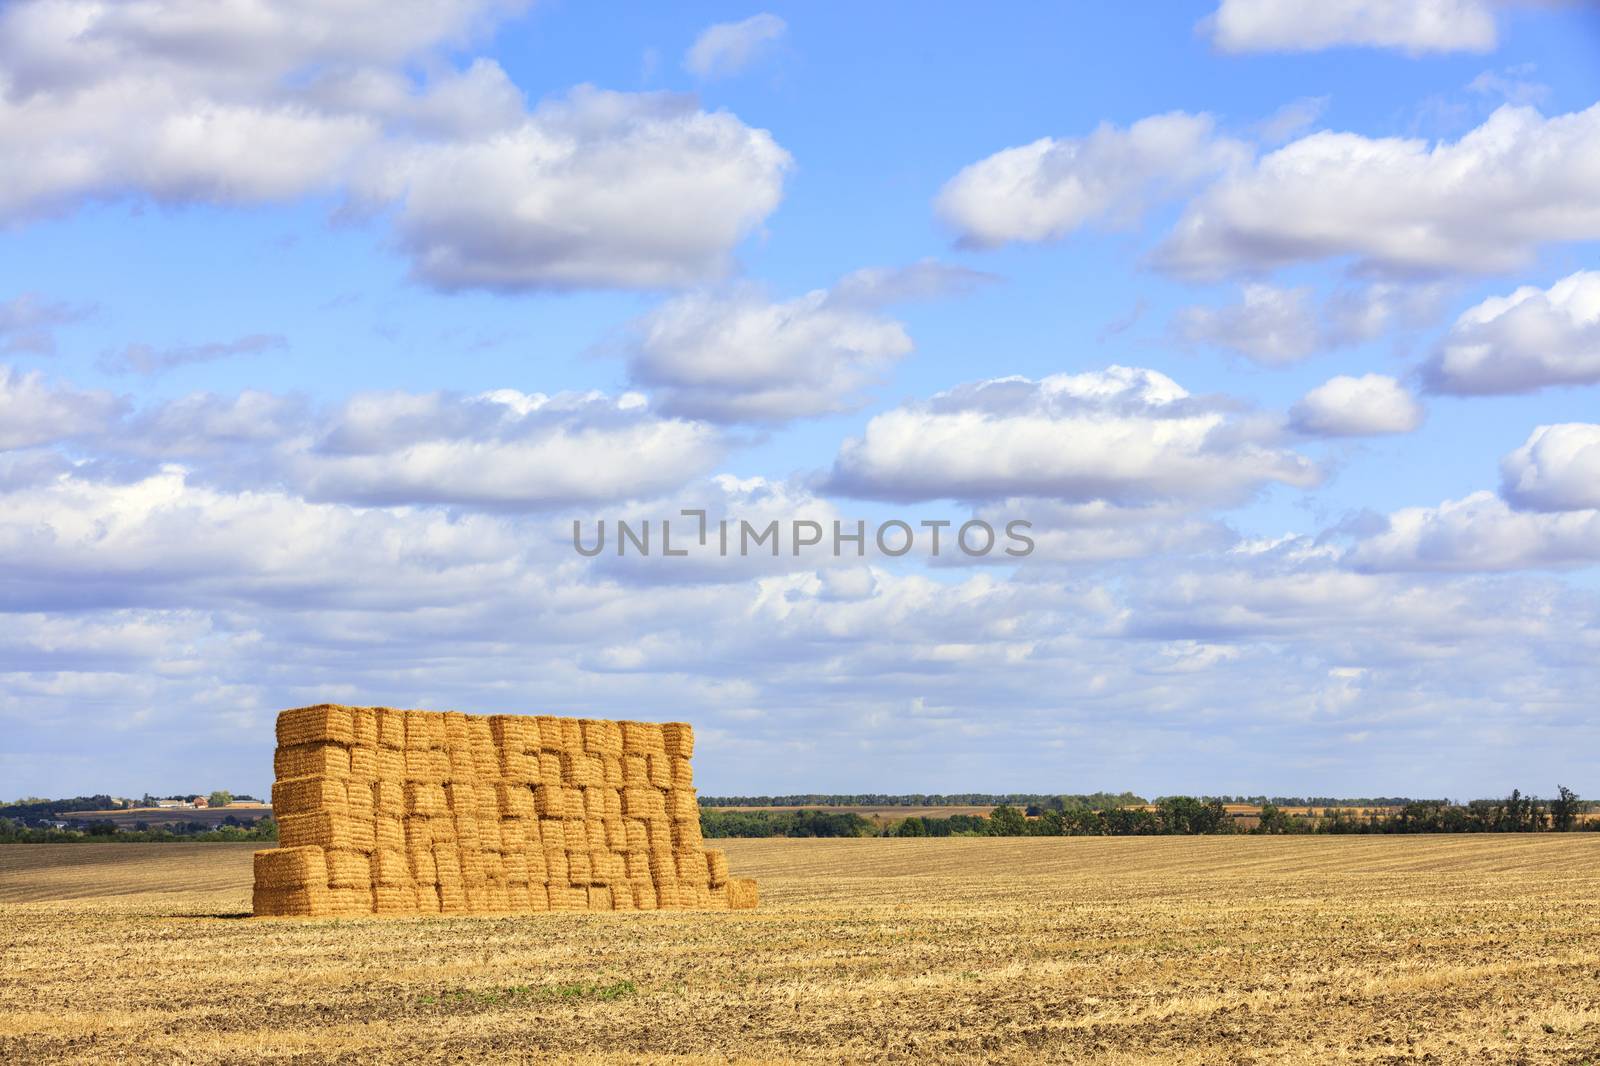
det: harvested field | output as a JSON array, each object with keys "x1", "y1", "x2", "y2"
[{"x1": 3, "y1": 836, "x2": 1599, "y2": 1063}]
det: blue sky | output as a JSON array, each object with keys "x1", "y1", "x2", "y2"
[{"x1": 2, "y1": 1, "x2": 1600, "y2": 802}]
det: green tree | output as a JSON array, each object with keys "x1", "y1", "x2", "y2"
[
  {"x1": 987, "y1": 804, "x2": 1028, "y2": 836},
  {"x1": 895, "y1": 816, "x2": 927, "y2": 837},
  {"x1": 207, "y1": 790, "x2": 233, "y2": 809},
  {"x1": 1551, "y1": 785, "x2": 1580, "y2": 832},
  {"x1": 1255, "y1": 802, "x2": 1292, "y2": 834}
]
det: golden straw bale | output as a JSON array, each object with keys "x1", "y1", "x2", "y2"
[
  {"x1": 621, "y1": 720, "x2": 665, "y2": 755},
  {"x1": 506, "y1": 882, "x2": 530, "y2": 910},
  {"x1": 562, "y1": 788, "x2": 587, "y2": 821},
  {"x1": 277, "y1": 811, "x2": 351, "y2": 850},
  {"x1": 601, "y1": 851, "x2": 627, "y2": 883},
  {"x1": 675, "y1": 851, "x2": 709, "y2": 885},
  {"x1": 587, "y1": 885, "x2": 614, "y2": 911},
  {"x1": 408, "y1": 845, "x2": 438, "y2": 885},
  {"x1": 490, "y1": 714, "x2": 535, "y2": 753},
  {"x1": 525, "y1": 848, "x2": 550, "y2": 885},
  {"x1": 622, "y1": 787, "x2": 663, "y2": 818},
  {"x1": 566, "y1": 850, "x2": 592, "y2": 884},
  {"x1": 253, "y1": 846, "x2": 328, "y2": 889},
  {"x1": 667, "y1": 788, "x2": 698, "y2": 823},
  {"x1": 654, "y1": 880, "x2": 681, "y2": 909},
  {"x1": 704, "y1": 849, "x2": 729, "y2": 887},
  {"x1": 560, "y1": 751, "x2": 593, "y2": 788},
  {"x1": 272, "y1": 775, "x2": 348, "y2": 817},
  {"x1": 545, "y1": 850, "x2": 569, "y2": 884},
  {"x1": 500, "y1": 748, "x2": 538, "y2": 783},
  {"x1": 648, "y1": 852, "x2": 676, "y2": 884},
  {"x1": 583, "y1": 719, "x2": 624, "y2": 756},
  {"x1": 483, "y1": 851, "x2": 506, "y2": 881},
  {"x1": 274, "y1": 742, "x2": 350, "y2": 781},
  {"x1": 525, "y1": 883, "x2": 551, "y2": 912},
  {"x1": 253, "y1": 885, "x2": 328, "y2": 917},
  {"x1": 351, "y1": 706, "x2": 379, "y2": 749},
  {"x1": 373, "y1": 885, "x2": 417, "y2": 914},
  {"x1": 374, "y1": 781, "x2": 405, "y2": 817},
  {"x1": 474, "y1": 788, "x2": 500, "y2": 821},
  {"x1": 376, "y1": 707, "x2": 406, "y2": 750},
  {"x1": 484, "y1": 879, "x2": 510, "y2": 912},
  {"x1": 603, "y1": 818, "x2": 627, "y2": 851},
  {"x1": 551, "y1": 885, "x2": 588, "y2": 911},
  {"x1": 707, "y1": 884, "x2": 730, "y2": 909},
  {"x1": 325, "y1": 849, "x2": 370, "y2": 889},
  {"x1": 424, "y1": 816, "x2": 457, "y2": 844},
  {"x1": 444, "y1": 781, "x2": 477, "y2": 814},
  {"x1": 370, "y1": 849, "x2": 411, "y2": 887},
  {"x1": 581, "y1": 818, "x2": 607, "y2": 851},
  {"x1": 447, "y1": 746, "x2": 476, "y2": 780},
  {"x1": 727, "y1": 878, "x2": 759, "y2": 910},
  {"x1": 405, "y1": 782, "x2": 448, "y2": 817},
  {"x1": 646, "y1": 817, "x2": 676, "y2": 852},
  {"x1": 404, "y1": 710, "x2": 432, "y2": 751},
  {"x1": 581, "y1": 788, "x2": 605, "y2": 821},
  {"x1": 347, "y1": 816, "x2": 376, "y2": 854},
  {"x1": 347, "y1": 746, "x2": 377, "y2": 781},
  {"x1": 535, "y1": 715, "x2": 564, "y2": 751},
  {"x1": 503, "y1": 851, "x2": 529, "y2": 884},
  {"x1": 537, "y1": 752, "x2": 562, "y2": 787},
  {"x1": 625, "y1": 851, "x2": 651, "y2": 880},
  {"x1": 375, "y1": 748, "x2": 405, "y2": 782},
  {"x1": 532, "y1": 785, "x2": 562, "y2": 819},
  {"x1": 628, "y1": 880, "x2": 656, "y2": 910},
  {"x1": 442, "y1": 710, "x2": 469, "y2": 747},
  {"x1": 374, "y1": 816, "x2": 405, "y2": 852},
  {"x1": 346, "y1": 780, "x2": 376, "y2": 817},
  {"x1": 277, "y1": 705, "x2": 355, "y2": 747},
  {"x1": 427, "y1": 749, "x2": 451, "y2": 780},
  {"x1": 559, "y1": 718, "x2": 583, "y2": 753},
  {"x1": 584, "y1": 753, "x2": 606, "y2": 789},
  {"x1": 437, "y1": 882, "x2": 467, "y2": 914},
  {"x1": 645, "y1": 754, "x2": 672, "y2": 789},
  {"x1": 601, "y1": 755, "x2": 623, "y2": 789},
  {"x1": 476, "y1": 818, "x2": 504, "y2": 854},
  {"x1": 622, "y1": 755, "x2": 649, "y2": 787},
  {"x1": 671, "y1": 818, "x2": 704, "y2": 853},
  {"x1": 539, "y1": 818, "x2": 566, "y2": 850},
  {"x1": 414, "y1": 886, "x2": 441, "y2": 914},
  {"x1": 662, "y1": 722, "x2": 694, "y2": 759},
  {"x1": 624, "y1": 818, "x2": 650, "y2": 853},
  {"x1": 670, "y1": 756, "x2": 694, "y2": 791},
  {"x1": 611, "y1": 882, "x2": 636, "y2": 911},
  {"x1": 327, "y1": 887, "x2": 370, "y2": 916},
  {"x1": 404, "y1": 748, "x2": 437, "y2": 782},
  {"x1": 498, "y1": 784, "x2": 535, "y2": 819}
]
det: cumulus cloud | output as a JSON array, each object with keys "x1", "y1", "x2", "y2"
[
  {"x1": 1289, "y1": 374, "x2": 1423, "y2": 437},
  {"x1": 623, "y1": 262, "x2": 988, "y2": 425},
  {"x1": 371, "y1": 87, "x2": 791, "y2": 291},
  {"x1": 101, "y1": 333, "x2": 287, "y2": 376},
  {"x1": 1423, "y1": 271, "x2": 1600, "y2": 395},
  {"x1": 1174, "y1": 283, "x2": 1448, "y2": 364},
  {"x1": 935, "y1": 112, "x2": 1248, "y2": 247},
  {"x1": 684, "y1": 13, "x2": 787, "y2": 79},
  {"x1": 1204, "y1": 0, "x2": 1499, "y2": 54},
  {"x1": 0, "y1": 366, "x2": 122, "y2": 450},
  {"x1": 0, "y1": 2, "x2": 791, "y2": 291},
  {"x1": 1500, "y1": 423, "x2": 1600, "y2": 512},
  {"x1": 1345, "y1": 490, "x2": 1600, "y2": 572},
  {"x1": 1156, "y1": 103, "x2": 1600, "y2": 279},
  {"x1": 0, "y1": 294, "x2": 92, "y2": 355},
  {"x1": 827, "y1": 365, "x2": 1319, "y2": 505}
]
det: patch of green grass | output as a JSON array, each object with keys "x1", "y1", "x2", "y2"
[{"x1": 419, "y1": 979, "x2": 636, "y2": 1009}]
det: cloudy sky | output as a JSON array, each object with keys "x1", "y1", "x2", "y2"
[{"x1": 3, "y1": 1, "x2": 1600, "y2": 802}]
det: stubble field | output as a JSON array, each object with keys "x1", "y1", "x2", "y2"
[{"x1": 2, "y1": 836, "x2": 1598, "y2": 1064}]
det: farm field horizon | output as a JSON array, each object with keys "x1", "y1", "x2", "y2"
[{"x1": 4, "y1": 837, "x2": 1598, "y2": 1064}]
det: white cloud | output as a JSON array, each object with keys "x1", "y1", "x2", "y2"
[
  {"x1": 1205, "y1": 0, "x2": 1498, "y2": 54},
  {"x1": 1424, "y1": 271, "x2": 1600, "y2": 395},
  {"x1": 684, "y1": 13, "x2": 787, "y2": 79},
  {"x1": 935, "y1": 113, "x2": 1248, "y2": 248},
  {"x1": 0, "y1": 294, "x2": 92, "y2": 355},
  {"x1": 101, "y1": 333, "x2": 287, "y2": 376},
  {"x1": 1173, "y1": 284, "x2": 1320, "y2": 364},
  {"x1": 1289, "y1": 374, "x2": 1423, "y2": 437},
  {"x1": 0, "y1": 2, "x2": 791, "y2": 292},
  {"x1": 373, "y1": 87, "x2": 791, "y2": 291},
  {"x1": 0, "y1": 366, "x2": 121, "y2": 450},
  {"x1": 622, "y1": 263, "x2": 985, "y2": 425},
  {"x1": 1500, "y1": 423, "x2": 1600, "y2": 512},
  {"x1": 827, "y1": 365, "x2": 1319, "y2": 505},
  {"x1": 1345, "y1": 491, "x2": 1600, "y2": 572},
  {"x1": 1156, "y1": 103, "x2": 1600, "y2": 279}
]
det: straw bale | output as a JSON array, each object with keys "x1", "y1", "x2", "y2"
[
  {"x1": 253, "y1": 846, "x2": 327, "y2": 890},
  {"x1": 621, "y1": 720, "x2": 665, "y2": 755},
  {"x1": 707, "y1": 884, "x2": 730, "y2": 909},
  {"x1": 503, "y1": 851, "x2": 529, "y2": 884},
  {"x1": 272, "y1": 775, "x2": 348, "y2": 817},
  {"x1": 277, "y1": 705, "x2": 354, "y2": 747},
  {"x1": 622, "y1": 787, "x2": 663, "y2": 818},
  {"x1": 490, "y1": 714, "x2": 535, "y2": 753},
  {"x1": 587, "y1": 885, "x2": 614, "y2": 911},
  {"x1": 682, "y1": 880, "x2": 711, "y2": 908},
  {"x1": 675, "y1": 850, "x2": 710, "y2": 885},
  {"x1": 603, "y1": 818, "x2": 627, "y2": 851},
  {"x1": 566, "y1": 850, "x2": 592, "y2": 885},
  {"x1": 653, "y1": 880, "x2": 681, "y2": 909},
  {"x1": 348, "y1": 745, "x2": 378, "y2": 781},
  {"x1": 646, "y1": 817, "x2": 676, "y2": 852},
  {"x1": 351, "y1": 706, "x2": 379, "y2": 749},
  {"x1": 642, "y1": 754, "x2": 670, "y2": 790},
  {"x1": 326, "y1": 848, "x2": 370, "y2": 889},
  {"x1": 670, "y1": 756, "x2": 694, "y2": 791},
  {"x1": 599, "y1": 851, "x2": 627, "y2": 883},
  {"x1": 474, "y1": 788, "x2": 500, "y2": 822},
  {"x1": 611, "y1": 882, "x2": 636, "y2": 911},
  {"x1": 414, "y1": 886, "x2": 441, "y2": 914},
  {"x1": 551, "y1": 885, "x2": 588, "y2": 911},
  {"x1": 404, "y1": 748, "x2": 438, "y2": 782},
  {"x1": 648, "y1": 852, "x2": 677, "y2": 883},
  {"x1": 704, "y1": 848, "x2": 730, "y2": 887},
  {"x1": 581, "y1": 787, "x2": 605, "y2": 821},
  {"x1": 274, "y1": 742, "x2": 350, "y2": 780},
  {"x1": 373, "y1": 885, "x2": 417, "y2": 914},
  {"x1": 277, "y1": 811, "x2": 351, "y2": 850},
  {"x1": 447, "y1": 745, "x2": 476, "y2": 780},
  {"x1": 444, "y1": 781, "x2": 477, "y2": 813},
  {"x1": 374, "y1": 781, "x2": 405, "y2": 817},
  {"x1": 347, "y1": 815, "x2": 376, "y2": 854},
  {"x1": 525, "y1": 848, "x2": 550, "y2": 885},
  {"x1": 408, "y1": 845, "x2": 438, "y2": 884},
  {"x1": 559, "y1": 718, "x2": 583, "y2": 753},
  {"x1": 424, "y1": 816, "x2": 457, "y2": 844},
  {"x1": 600, "y1": 755, "x2": 623, "y2": 789},
  {"x1": 369, "y1": 849, "x2": 410, "y2": 886},
  {"x1": 376, "y1": 707, "x2": 406, "y2": 750},
  {"x1": 662, "y1": 722, "x2": 694, "y2": 759},
  {"x1": 253, "y1": 885, "x2": 328, "y2": 916},
  {"x1": 437, "y1": 883, "x2": 467, "y2": 914},
  {"x1": 482, "y1": 851, "x2": 506, "y2": 881},
  {"x1": 327, "y1": 886, "x2": 371, "y2": 916},
  {"x1": 559, "y1": 751, "x2": 593, "y2": 788},
  {"x1": 346, "y1": 781, "x2": 375, "y2": 818},
  {"x1": 538, "y1": 817, "x2": 566, "y2": 850},
  {"x1": 727, "y1": 878, "x2": 759, "y2": 910},
  {"x1": 624, "y1": 818, "x2": 650, "y2": 853},
  {"x1": 545, "y1": 850, "x2": 569, "y2": 884},
  {"x1": 671, "y1": 817, "x2": 704, "y2": 853},
  {"x1": 374, "y1": 816, "x2": 405, "y2": 852},
  {"x1": 406, "y1": 782, "x2": 448, "y2": 817},
  {"x1": 625, "y1": 850, "x2": 651, "y2": 880},
  {"x1": 403, "y1": 710, "x2": 432, "y2": 751},
  {"x1": 484, "y1": 879, "x2": 510, "y2": 912},
  {"x1": 622, "y1": 755, "x2": 649, "y2": 787},
  {"x1": 562, "y1": 788, "x2": 587, "y2": 821},
  {"x1": 497, "y1": 783, "x2": 535, "y2": 819},
  {"x1": 667, "y1": 788, "x2": 698, "y2": 823},
  {"x1": 443, "y1": 710, "x2": 469, "y2": 747},
  {"x1": 579, "y1": 818, "x2": 606, "y2": 851},
  {"x1": 476, "y1": 818, "x2": 504, "y2": 853},
  {"x1": 375, "y1": 748, "x2": 405, "y2": 781},
  {"x1": 535, "y1": 715, "x2": 564, "y2": 751},
  {"x1": 526, "y1": 883, "x2": 551, "y2": 912}
]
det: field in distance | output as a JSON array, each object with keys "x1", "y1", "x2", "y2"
[{"x1": 3, "y1": 836, "x2": 1599, "y2": 1064}]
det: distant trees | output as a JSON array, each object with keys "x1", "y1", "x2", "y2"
[
  {"x1": 986, "y1": 805, "x2": 1029, "y2": 836},
  {"x1": 207, "y1": 790, "x2": 233, "y2": 809},
  {"x1": 1552, "y1": 786, "x2": 1581, "y2": 832}
]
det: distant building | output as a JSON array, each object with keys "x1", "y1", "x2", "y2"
[{"x1": 192, "y1": 795, "x2": 208, "y2": 808}]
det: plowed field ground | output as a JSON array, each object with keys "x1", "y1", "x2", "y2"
[{"x1": 3, "y1": 836, "x2": 1598, "y2": 1063}]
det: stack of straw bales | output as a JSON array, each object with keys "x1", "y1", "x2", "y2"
[{"x1": 253, "y1": 705, "x2": 757, "y2": 917}]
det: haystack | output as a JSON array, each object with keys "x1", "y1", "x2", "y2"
[{"x1": 254, "y1": 706, "x2": 758, "y2": 917}]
